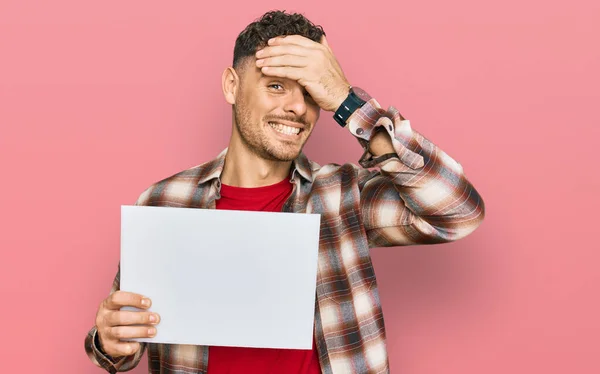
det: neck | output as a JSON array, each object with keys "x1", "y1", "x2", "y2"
[{"x1": 221, "y1": 136, "x2": 293, "y2": 188}]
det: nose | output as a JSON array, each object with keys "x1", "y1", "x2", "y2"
[{"x1": 282, "y1": 86, "x2": 308, "y2": 118}]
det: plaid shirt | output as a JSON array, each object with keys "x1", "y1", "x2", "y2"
[{"x1": 85, "y1": 98, "x2": 485, "y2": 373}]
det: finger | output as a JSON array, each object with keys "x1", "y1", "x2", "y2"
[
  {"x1": 104, "y1": 291, "x2": 151, "y2": 310},
  {"x1": 104, "y1": 341, "x2": 141, "y2": 357},
  {"x1": 256, "y1": 55, "x2": 309, "y2": 68},
  {"x1": 268, "y1": 35, "x2": 319, "y2": 48},
  {"x1": 260, "y1": 66, "x2": 305, "y2": 81},
  {"x1": 106, "y1": 325, "x2": 157, "y2": 340},
  {"x1": 256, "y1": 45, "x2": 309, "y2": 59},
  {"x1": 106, "y1": 310, "x2": 160, "y2": 327}
]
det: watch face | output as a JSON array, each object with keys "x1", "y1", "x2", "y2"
[{"x1": 352, "y1": 87, "x2": 371, "y2": 102}]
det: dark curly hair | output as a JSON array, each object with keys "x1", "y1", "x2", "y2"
[{"x1": 233, "y1": 10, "x2": 326, "y2": 69}]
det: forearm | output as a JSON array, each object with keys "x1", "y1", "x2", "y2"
[
  {"x1": 368, "y1": 125, "x2": 396, "y2": 156},
  {"x1": 349, "y1": 98, "x2": 485, "y2": 244}
]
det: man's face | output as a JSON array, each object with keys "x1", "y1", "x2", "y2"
[{"x1": 232, "y1": 59, "x2": 321, "y2": 162}]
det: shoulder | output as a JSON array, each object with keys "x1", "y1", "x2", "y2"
[{"x1": 134, "y1": 161, "x2": 213, "y2": 207}]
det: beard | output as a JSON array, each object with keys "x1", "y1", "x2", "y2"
[{"x1": 233, "y1": 98, "x2": 311, "y2": 162}]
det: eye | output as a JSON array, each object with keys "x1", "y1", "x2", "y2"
[
  {"x1": 303, "y1": 91, "x2": 315, "y2": 102},
  {"x1": 268, "y1": 83, "x2": 283, "y2": 91}
]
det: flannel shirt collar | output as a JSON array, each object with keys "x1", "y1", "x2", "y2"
[{"x1": 196, "y1": 148, "x2": 314, "y2": 186}]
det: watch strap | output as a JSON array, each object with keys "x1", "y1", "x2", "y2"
[{"x1": 334, "y1": 87, "x2": 367, "y2": 127}]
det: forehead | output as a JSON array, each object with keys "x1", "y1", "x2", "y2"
[{"x1": 238, "y1": 58, "x2": 297, "y2": 85}]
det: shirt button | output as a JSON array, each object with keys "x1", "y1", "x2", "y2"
[{"x1": 356, "y1": 128, "x2": 364, "y2": 135}]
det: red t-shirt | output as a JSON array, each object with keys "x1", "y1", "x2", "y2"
[{"x1": 208, "y1": 177, "x2": 321, "y2": 374}]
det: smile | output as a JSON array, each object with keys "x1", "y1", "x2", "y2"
[{"x1": 268, "y1": 122, "x2": 302, "y2": 136}]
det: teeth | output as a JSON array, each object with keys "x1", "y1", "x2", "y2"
[{"x1": 269, "y1": 122, "x2": 300, "y2": 135}]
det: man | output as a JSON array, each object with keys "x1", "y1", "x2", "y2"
[{"x1": 85, "y1": 10, "x2": 485, "y2": 374}]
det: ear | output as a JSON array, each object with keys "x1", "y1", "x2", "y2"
[{"x1": 222, "y1": 67, "x2": 239, "y2": 105}]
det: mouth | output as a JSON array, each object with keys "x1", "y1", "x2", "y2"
[{"x1": 267, "y1": 121, "x2": 304, "y2": 136}]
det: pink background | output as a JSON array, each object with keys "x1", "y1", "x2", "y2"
[{"x1": 1, "y1": 0, "x2": 598, "y2": 372}]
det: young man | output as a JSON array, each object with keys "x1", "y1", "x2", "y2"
[{"x1": 85, "y1": 10, "x2": 485, "y2": 374}]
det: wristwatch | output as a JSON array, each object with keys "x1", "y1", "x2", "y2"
[{"x1": 333, "y1": 86, "x2": 371, "y2": 127}]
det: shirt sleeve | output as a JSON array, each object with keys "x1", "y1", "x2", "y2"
[
  {"x1": 84, "y1": 265, "x2": 147, "y2": 373},
  {"x1": 346, "y1": 98, "x2": 485, "y2": 247}
]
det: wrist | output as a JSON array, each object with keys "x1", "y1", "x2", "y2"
[
  {"x1": 330, "y1": 84, "x2": 351, "y2": 112},
  {"x1": 95, "y1": 329, "x2": 116, "y2": 360},
  {"x1": 333, "y1": 86, "x2": 371, "y2": 127}
]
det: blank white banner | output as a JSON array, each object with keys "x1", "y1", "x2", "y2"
[{"x1": 120, "y1": 205, "x2": 321, "y2": 349}]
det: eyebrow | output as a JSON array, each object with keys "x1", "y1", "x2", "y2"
[
  {"x1": 258, "y1": 71, "x2": 270, "y2": 80},
  {"x1": 259, "y1": 76, "x2": 310, "y2": 96}
]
